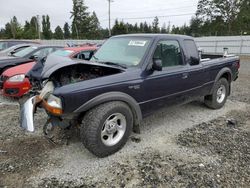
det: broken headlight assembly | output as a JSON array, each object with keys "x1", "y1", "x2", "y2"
[
  {"x1": 39, "y1": 81, "x2": 63, "y2": 115},
  {"x1": 44, "y1": 94, "x2": 63, "y2": 115}
]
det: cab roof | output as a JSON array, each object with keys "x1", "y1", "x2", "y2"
[{"x1": 112, "y1": 33, "x2": 193, "y2": 40}]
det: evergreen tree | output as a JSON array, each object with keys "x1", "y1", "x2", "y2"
[
  {"x1": 71, "y1": 0, "x2": 90, "y2": 39},
  {"x1": 112, "y1": 20, "x2": 127, "y2": 35},
  {"x1": 42, "y1": 15, "x2": 52, "y2": 39},
  {"x1": 63, "y1": 22, "x2": 71, "y2": 39},
  {"x1": 196, "y1": 0, "x2": 242, "y2": 34},
  {"x1": 54, "y1": 26, "x2": 64, "y2": 39},
  {"x1": 161, "y1": 23, "x2": 167, "y2": 33},
  {"x1": 29, "y1": 16, "x2": 39, "y2": 39},
  {"x1": 143, "y1": 22, "x2": 150, "y2": 33},
  {"x1": 237, "y1": 0, "x2": 250, "y2": 34},
  {"x1": 139, "y1": 22, "x2": 144, "y2": 33},
  {"x1": 4, "y1": 23, "x2": 12, "y2": 38},
  {"x1": 88, "y1": 11, "x2": 101, "y2": 39},
  {"x1": 9, "y1": 16, "x2": 22, "y2": 39},
  {"x1": 152, "y1": 16, "x2": 160, "y2": 33}
]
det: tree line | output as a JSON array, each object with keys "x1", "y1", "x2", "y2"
[{"x1": 0, "y1": 0, "x2": 249, "y2": 40}]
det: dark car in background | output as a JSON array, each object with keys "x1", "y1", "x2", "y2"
[
  {"x1": 0, "y1": 45, "x2": 63, "y2": 74},
  {"x1": 0, "y1": 44, "x2": 33, "y2": 57},
  {"x1": 0, "y1": 46, "x2": 98, "y2": 97},
  {"x1": 0, "y1": 40, "x2": 39, "y2": 51}
]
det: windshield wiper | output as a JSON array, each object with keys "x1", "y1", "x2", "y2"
[{"x1": 100, "y1": 61, "x2": 127, "y2": 69}]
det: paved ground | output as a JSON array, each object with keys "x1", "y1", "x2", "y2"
[{"x1": 0, "y1": 58, "x2": 249, "y2": 187}]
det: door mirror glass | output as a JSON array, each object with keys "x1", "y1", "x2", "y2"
[
  {"x1": 152, "y1": 59, "x2": 163, "y2": 71},
  {"x1": 190, "y1": 56, "x2": 200, "y2": 66},
  {"x1": 29, "y1": 55, "x2": 39, "y2": 60}
]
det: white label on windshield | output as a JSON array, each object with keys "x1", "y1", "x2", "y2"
[{"x1": 128, "y1": 40, "x2": 147, "y2": 47}]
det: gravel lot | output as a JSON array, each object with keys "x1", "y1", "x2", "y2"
[{"x1": 0, "y1": 58, "x2": 249, "y2": 187}]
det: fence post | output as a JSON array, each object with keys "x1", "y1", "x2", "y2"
[
  {"x1": 215, "y1": 40, "x2": 218, "y2": 54},
  {"x1": 239, "y1": 37, "x2": 243, "y2": 55}
]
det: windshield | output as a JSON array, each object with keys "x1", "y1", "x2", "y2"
[
  {"x1": 52, "y1": 49, "x2": 74, "y2": 57},
  {"x1": 14, "y1": 46, "x2": 38, "y2": 57},
  {"x1": 91, "y1": 37, "x2": 151, "y2": 67}
]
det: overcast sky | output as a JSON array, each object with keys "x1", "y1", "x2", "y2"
[{"x1": 0, "y1": 0, "x2": 199, "y2": 31}]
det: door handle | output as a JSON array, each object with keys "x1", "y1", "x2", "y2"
[{"x1": 182, "y1": 73, "x2": 189, "y2": 79}]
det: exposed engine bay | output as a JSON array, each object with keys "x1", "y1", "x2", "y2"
[{"x1": 50, "y1": 64, "x2": 123, "y2": 87}]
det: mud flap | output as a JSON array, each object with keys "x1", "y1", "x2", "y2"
[{"x1": 20, "y1": 96, "x2": 36, "y2": 132}]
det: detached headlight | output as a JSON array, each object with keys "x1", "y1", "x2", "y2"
[
  {"x1": 8, "y1": 74, "x2": 25, "y2": 82},
  {"x1": 44, "y1": 94, "x2": 63, "y2": 115},
  {"x1": 39, "y1": 81, "x2": 54, "y2": 99},
  {"x1": 47, "y1": 94, "x2": 62, "y2": 109}
]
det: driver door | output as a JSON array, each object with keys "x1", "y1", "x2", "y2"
[{"x1": 140, "y1": 40, "x2": 189, "y2": 115}]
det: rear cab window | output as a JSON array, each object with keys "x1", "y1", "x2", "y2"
[{"x1": 184, "y1": 39, "x2": 200, "y2": 66}]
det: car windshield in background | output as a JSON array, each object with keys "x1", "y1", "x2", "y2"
[
  {"x1": 14, "y1": 46, "x2": 38, "y2": 57},
  {"x1": 92, "y1": 37, "x2": 151, "y2": 67},
  {"x1": 52, "y1": 49, "x2": 74, "y2": 57},
  {"x1": 0, "y1": 45, "x2": 17, "y2": 53}
]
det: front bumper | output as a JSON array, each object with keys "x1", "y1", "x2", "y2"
[
  {"x1": 3, "y1": 78, "x2": 31, "y2": 97},
  {"x1": 20, "y1": 96, "x2": 37, "y2": 132},
  {"x1": 20, "y1": 95, "x2": 64, "y2": 132}
]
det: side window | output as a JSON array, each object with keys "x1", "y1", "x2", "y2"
[
  {"x1": 33, "y1": 48, "x2": 54, "y2": 58},
  {"x1": 153, "y1": 40, "x2": 183, "y2": 67},
  {"x1": 184, "y1": 40, "x2": 199, "y2": 66}
]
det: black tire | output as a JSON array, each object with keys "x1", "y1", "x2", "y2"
[
  {"x1": 204, "y1": 78, "x2": 229, "y2": 109},
  {"x1": 80, "y1": 101, "x2": 133, "y2": 157}
]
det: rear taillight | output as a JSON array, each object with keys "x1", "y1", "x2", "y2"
[{"x1": 236, "y1": 60, "x2": 240, "y2": 69}]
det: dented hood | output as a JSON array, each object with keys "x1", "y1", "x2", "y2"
[{"x1": 32, "y1": 54, "x2": 122, "y2": 80}]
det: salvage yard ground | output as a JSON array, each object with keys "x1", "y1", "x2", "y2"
[{"x1": 0, "y1": 58, "x2": 250, "y2": 187}]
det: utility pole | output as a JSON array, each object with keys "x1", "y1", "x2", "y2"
[
  {"x1": 107, "y1": 0, "x2": 114, "y2": 37},
  {"x1": 36, "y1": 15, "x2": 41, "y2": 40}
]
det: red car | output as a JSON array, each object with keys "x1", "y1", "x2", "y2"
[{"x1": 0, "y1": 46, "x2": 98, "y2": 97}]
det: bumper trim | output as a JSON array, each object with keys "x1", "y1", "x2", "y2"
[{"x1": 20, "y1": 96, "x2": 36, "y2": 132}]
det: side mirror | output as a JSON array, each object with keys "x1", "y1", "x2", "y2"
[
  {"x1": 10, "y1": 51, "x2": 16, "y2": 55},
  {"x1": 30, "y1": 55, "x2": 39, "y2": 60},
  {"x1": 190, "y1": 56, "x2": 200, "y2": 66},
  {"x1": 152, "y1": 59, "x2": 163, "y2": 71}
]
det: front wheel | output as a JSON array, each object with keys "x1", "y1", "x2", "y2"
[
  {"x1": 80, "y1": 101, "x2": 133, "y2": 157},
  {"x1": 204, "y1": 78, "x2": 229, "y2": 109}
]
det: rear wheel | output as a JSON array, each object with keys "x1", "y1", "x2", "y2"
[
  {"x1": 80, "y1": 101, "x2": 133, "y2": 157},
  {"x1": 204, "y1": 78, "x2": 229, "y2": 109}
]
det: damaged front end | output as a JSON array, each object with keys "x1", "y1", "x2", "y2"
[
  {"x1": 20, "y1": 55, "x2": 124, "y2": 132},
  {"x1": 20, "y1": 81, "x2": 61, "y2": 132}
]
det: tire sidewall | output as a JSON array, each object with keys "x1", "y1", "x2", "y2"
[
  {"x1": 212, "y1": 78, "x2": 229, "y2": 108},
  {"x1": 96, "y1": 105, "x2": 133, "y2": 149},
  {"x1": 82, "y1": 102, "x2": 133, "y2": 157}
]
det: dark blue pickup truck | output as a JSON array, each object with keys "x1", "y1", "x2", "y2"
[{"x1": 21, "y1": 34, "x2": 240, "y2": 157}]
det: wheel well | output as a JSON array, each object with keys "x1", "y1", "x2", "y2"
[
  {"x1": 220, "y1": 72, "x2": 231, "y2": 83},
  {"x1": 219, "y1": 72, "x2": 232, "y2": 95}
]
